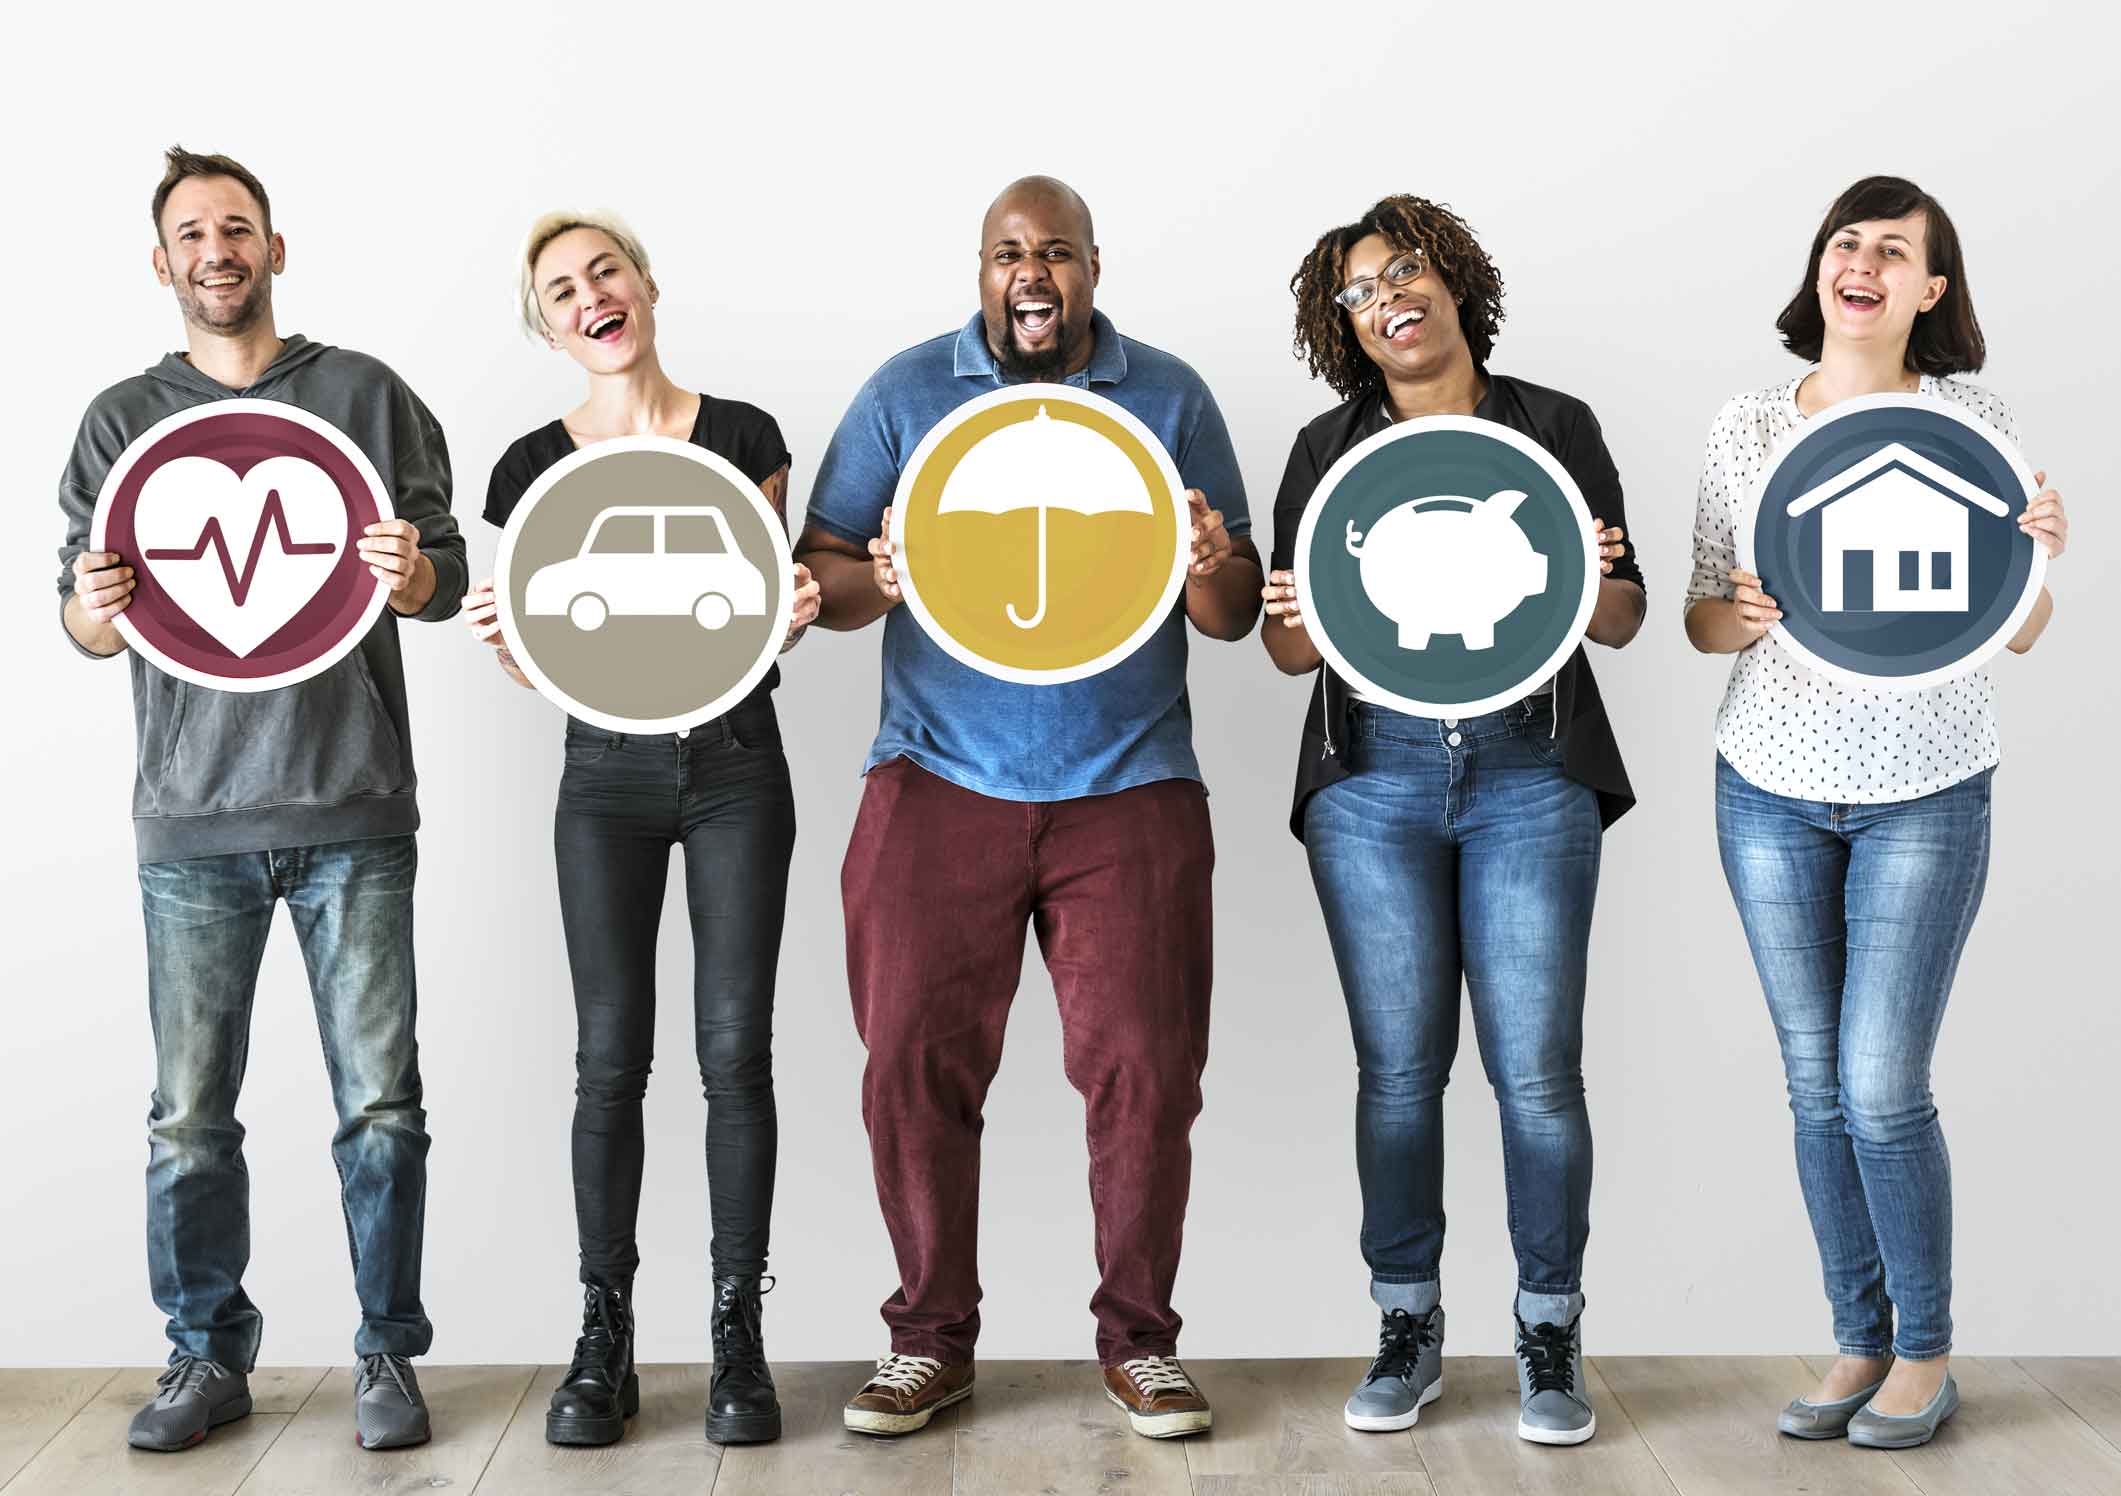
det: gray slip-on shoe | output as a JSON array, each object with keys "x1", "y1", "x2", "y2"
[
  {"x1": 1344, "y1": 1307, "x2": 1445, "y2": 1431},
  {"x1": 1848, "y1": 1373, "x2": 1958, "y2": 1450},
  {"x1": 1777, "y1": 1375, "x2": 1887, "y2": 1439},
  {"x1": 355, "y1": 1353, "x2": 432, "y2": 1450},
  {"x1": 1515, "y1": 1312, "x2": 1595, "y2": 1445},
  {"x1": 127, "y1": 1357, "x2": 252, "y2": 1451}
]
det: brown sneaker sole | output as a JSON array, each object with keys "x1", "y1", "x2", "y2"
[
  {"x1": 1105, "y1": 1389, "x2": 1212, "y2": 1439},
  {"x1": 843, "y1": 1380, "x2": 974, "y2": 1436}
]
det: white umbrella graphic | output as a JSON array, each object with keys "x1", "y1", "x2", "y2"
[{"x1": 937, "y1": 404, "x2": 1153, "y2": 629}]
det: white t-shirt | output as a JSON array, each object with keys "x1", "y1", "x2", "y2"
[{"x1": 1685, "y1": 372, "x2": 2019, "y2": 804}]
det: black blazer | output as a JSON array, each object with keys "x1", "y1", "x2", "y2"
[{"x1": 1269, "y1": 372, "x2": 1642, "y2": 839}]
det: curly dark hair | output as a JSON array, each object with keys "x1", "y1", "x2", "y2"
[{"x1": 1290, "y1": 195, "x2": 1505, "y2": 400}]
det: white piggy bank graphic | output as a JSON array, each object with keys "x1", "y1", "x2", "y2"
[{"x1": 1344, "y1": 489, "x2": 1549, "y2": 650}]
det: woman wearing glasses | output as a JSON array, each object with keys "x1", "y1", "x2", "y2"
[
  {"x1": 461, "y1": 210, "x2": 820, "y2": 1448},
  {"x1": 1261, "y1": 196, "x2": 1643, "y2": 1447},
  {"x1": 1685, "y1": 176, "x2": 2066, "y2": 1449}
]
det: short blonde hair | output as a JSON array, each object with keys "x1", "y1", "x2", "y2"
[{"x1": 518, "y1": 209, "x2": 652, "y2": 339}]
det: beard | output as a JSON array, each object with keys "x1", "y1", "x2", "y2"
[
  {"x1": 993, "y1": 302, "x2": 1074, "y2": 382},
  {"x1": 175, "y1": 270, "x2": 271, "y2": 336}
]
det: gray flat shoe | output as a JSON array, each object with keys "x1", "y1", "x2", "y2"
[
  {"x1": 1848, "y1": 1373, "x2": 1959, "y2": 1449},
  {"x1": 1777, "y1": 1377, "x2": 1885, "y2": 1439}
]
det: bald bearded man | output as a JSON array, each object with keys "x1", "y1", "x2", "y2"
[{"x1": 796, "y1": 176, "x2": 1261, "y2": 1440}]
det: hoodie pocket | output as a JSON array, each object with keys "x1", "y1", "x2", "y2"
[{"x1": 151, "y1": 649, "x2": 408, "y2": 818}]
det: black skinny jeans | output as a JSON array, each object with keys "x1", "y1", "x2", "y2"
[{"x1": 553, "y1": 696, "x2": 795, "y2": 1284}]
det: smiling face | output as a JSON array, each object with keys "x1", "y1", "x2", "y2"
[
  {"x1": 1815, "y1": 212, "x2": 1947, "y2": 357},
  {"x1": 154, "y1": 175, "x2": 282, "y2": 336},
  {"x1": 533, "y1": 227, "x2": 658, "y2": 374},
  {"x1": 1341, "y1": 231, "x2": 1470, "y2": 387},
  {"x1": 979, "y1": 186, "x2": 1099, "y2": 380}
]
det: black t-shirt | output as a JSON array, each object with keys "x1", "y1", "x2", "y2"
[
  {"x1": 483, "y1": 393, "x2": 793, "y2": 714},
  {"x1": 1270, "y1": 372, "x2": 1641, "y2": 838}
]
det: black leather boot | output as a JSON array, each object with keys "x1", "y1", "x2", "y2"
[
  {"x1": 545, "y1": 1282, "x2": 639, "y2": 1446},
  {"x1": 705, "y1": 1274, "x2": 781, "y2": 1443}
]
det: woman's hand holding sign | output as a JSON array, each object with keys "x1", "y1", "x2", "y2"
[
  {"x1": 783, "y1": 562, "x2": 821, "y2": 653},
  {"x1": 2019, "y1": 473, "x2": 2067, "y2": 559},
  {"x1": 462, "y1": 577, "x2": 533, "y2": 688}
]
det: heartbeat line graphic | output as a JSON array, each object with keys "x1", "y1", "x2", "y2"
[{"x1": 143, "y1": 489, "x2": 338, "y2": 606}]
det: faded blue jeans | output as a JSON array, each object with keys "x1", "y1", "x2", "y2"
[
  {"x1": 1715, "y1": 757, "x2": 1992, "y2": 1362},
  {"x1": 139, "y1": 834, "x2": 432, "y2": 1370},
  {"x1": 1304, "y1": 700, "x2": 1602, "y2": 1327}
]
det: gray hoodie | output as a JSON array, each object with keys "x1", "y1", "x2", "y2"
[{"x1": 56, "y1": 336, "x2": 467, "y2": 863}]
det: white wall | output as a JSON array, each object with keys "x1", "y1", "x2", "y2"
[{"x1": 5, "y1": 0, "x2": 2115, "y2": 1368}]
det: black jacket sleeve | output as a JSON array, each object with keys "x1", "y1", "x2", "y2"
[
  {"x1": 1562, "y1": 401, "x2": 1643, "y2": 593},
  {"x1": 1269, "y1": 425, "x2": 1323, "y2": 574}
]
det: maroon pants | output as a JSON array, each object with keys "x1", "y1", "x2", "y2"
[{"x1": 842, "y1": 757, "x2": 1215, "y2": 1366}]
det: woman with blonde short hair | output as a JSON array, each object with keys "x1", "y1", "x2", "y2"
[{"x1": 463, "y1": 209, "x2": 819, "y2": 1449}]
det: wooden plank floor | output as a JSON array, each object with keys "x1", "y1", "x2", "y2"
[{"x1": 1, "y1": 1357, "x2": 2114, "y2": 1494}]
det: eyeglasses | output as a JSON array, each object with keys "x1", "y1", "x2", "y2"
[{"x1": 1334, "y1": 249, "x2": 1429, "y2": 313}]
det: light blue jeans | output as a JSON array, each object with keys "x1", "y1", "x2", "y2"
[
  {"x1": 139, "y1": 835, "x2": 431, "y2": 1370},
  {"x1": 1715, "y1": 757, "x2": 1992, "y2": 1361},
  {"x1": 1304, "y1": 701, "x2": 1602, "y2": 1328}
]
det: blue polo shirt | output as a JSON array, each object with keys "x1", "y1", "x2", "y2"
[{"x1": 808, "y1": 310, "x2": 1250, "y2": 802}]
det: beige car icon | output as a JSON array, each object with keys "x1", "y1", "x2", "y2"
[{"x1": 525, "y1": 504, "x2": 768, "y2": 632}]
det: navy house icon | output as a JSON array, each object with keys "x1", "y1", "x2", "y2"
[{"x1": 1788, "y1": 442, "x2": 2008, "y2": 614}]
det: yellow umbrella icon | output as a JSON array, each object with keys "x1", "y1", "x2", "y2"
[{"x1": 937, "y1": 404, "x2": 1154, "y2": 629}]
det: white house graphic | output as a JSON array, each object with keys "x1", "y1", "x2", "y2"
[{"x1": 1786, "y1": 442, "x2": 2009, "y2": 613}]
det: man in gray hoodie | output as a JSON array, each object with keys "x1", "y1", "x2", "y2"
[{"x1": 56, "y1": 147, "x2": 465, "y2": 1454}]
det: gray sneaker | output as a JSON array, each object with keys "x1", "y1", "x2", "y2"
[
  {"x1": 355, "y1": 1354, "x2": 431, "y2": 1450},
  {"x1": 1847, "y1": 1373, "x2": 1959, "y2": 1449},
  {"x1": 1514, "y1": 1312, "x2": 1595, "y2": 1445},
  {"x1": 127, "y1": 1357, "x2": 252, "y2": 1451},
  {"x1": 1344, "y1": 1307, "x2": 1444, "y2": 1431}
]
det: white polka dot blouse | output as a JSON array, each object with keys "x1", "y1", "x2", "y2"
[{"x1": 1685, "y1": 373, "x2": 2020, "y2": 805}]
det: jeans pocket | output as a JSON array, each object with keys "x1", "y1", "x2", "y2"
[
  {"x1": 562, "y1": 723, "x2": 616, "y2": 768},
  {"x1": 727, "y1": 703, "x2": 783, "y2": 753}
]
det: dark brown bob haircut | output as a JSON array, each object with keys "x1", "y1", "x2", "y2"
[
  {"x1": 1290, "y1": 195, "x2": 1505, "y2": 402},
  {"x1": 152, "y1": 146, "x2": 273, "y2": 243},
  {"x1": 1776, "y1": 175, "x2": 1984, "y2": 376}
]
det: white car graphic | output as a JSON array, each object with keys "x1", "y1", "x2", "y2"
[{"x1": 526, "y1": 505, "x2": 767, "y2": 631}]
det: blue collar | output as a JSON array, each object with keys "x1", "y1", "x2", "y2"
[{"x1": 952, "y1": 308, "x2": 1128, "y2": 387}]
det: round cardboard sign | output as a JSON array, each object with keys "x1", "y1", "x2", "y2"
[
  {"x1": 888, "y1": 384, "x2": 1190, "y2": 685},
  {"x1": 90, "y1": 399, "x2": 393, "y2": 691},
  {"x1": 1739, "y1": 392, "x2": 2045, "y2": 691},
  {"x1": 1294, "y1": 415, "x2": 1601, "y2": 718},
  {"x1": 494, "y1": 437, "x2": 793, "y2": 733}
]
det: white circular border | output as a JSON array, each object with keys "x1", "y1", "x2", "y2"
[
  {"x1": 1737, "y1": 392, "x2": 2047, "y2": 693},
  {"x1": 90, "y1": 398, "x2": 394, "y2": 693},
  {"x1": 887, "y1": 383, "x2": 1191, "y2": 686},
  {"x1": 1294, "y1": 415, "x2": 1601, "y2": 718},
  {"x1": 494, "y1": 436, "x2": 795, "y2": 733}
]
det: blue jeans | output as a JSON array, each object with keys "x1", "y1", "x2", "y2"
[
  {"x1": 1715, "y1": 757, "x2": 1991, "y2": 1361},
  {"x1": 1304, "y1": 700, "x2": 1602, "y2": 1326},
  {"x1": 139, "y1": 834, "x2": 431, "y2": 1370}
]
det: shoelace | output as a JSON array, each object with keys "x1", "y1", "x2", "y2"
[
  {"x1": 154, "y1": 1356, "x2": 225, "y2": 1405},
  {"x1": 864, "y1": 1353, "x2": 942, "y2": 1396},
  {"x1": 1516, "y1": 1321, "x2": 1578, "y2": 1397},
  {"x1": 357, "y1": 1353, "x2": 419, "y2": 1404},
  {"x1": 1121, "y1": 1356, "x2": 1196, "y2": 1398},
  {"x1": 711, "y1": 1276, "x2": 775, "y2": 1368},
  {"x1": 566, "y1": 1286, "x2": 626, "y2": 1379},
  {"x1": 1364, "y1": 1308, "x2": 1437, "y2": 1385}
]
